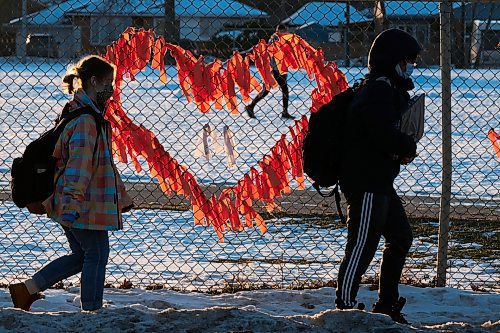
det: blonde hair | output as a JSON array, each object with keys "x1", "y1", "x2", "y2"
[{"x1": 62, "y1": 55, "x2": 116, "y2": 94}]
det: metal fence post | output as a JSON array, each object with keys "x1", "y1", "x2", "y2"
[
  {"x1": 344, "y1": 2, "x2": 351, "y2": 67},
  {"x1": 19, "y1": 0, "x2": 27, "y2": 63},
  {"x1": 437, "y1": 0, "x2": 453, "y2": 288}
]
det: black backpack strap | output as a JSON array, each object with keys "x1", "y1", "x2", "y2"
[
  {"x1": 49, "y1": 106, "x2": 104, "y2": 210},
  {"x1": 312, "y1": 181, "x2": 336, "y2": 198},
  {"x1": 312, "y1": 183, "x2": 346, "y2": 223},
  {"x1": 55, "y1": 106, "x2": 104, "y2": 156},
  {"x1": 333, "y1": 186, "x2": 346, "y2": 224},
  {"x1": 55, "y1": 106, "x2": 100, "y2": 130}
]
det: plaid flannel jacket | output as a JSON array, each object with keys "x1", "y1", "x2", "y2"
[{"x1": 43, "y1": 101, "x2": 133, "y2": 230}]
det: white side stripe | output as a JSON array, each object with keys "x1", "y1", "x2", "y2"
[
  {"x1": 342, "y1": 192, "x2": 368, "y2": 304},
  {"x1": 342, "y1": 192, "x2": 373, "y2": 306}
]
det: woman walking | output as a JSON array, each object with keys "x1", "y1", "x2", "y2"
[{"x1": 9, "y1": 55, "x2": 133, "y2": 311}]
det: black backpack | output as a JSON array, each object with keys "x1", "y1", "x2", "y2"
[
  {"x1": 11, "y1": 105, "x2": 102, "y2": 214},
  {"x1": 302, "y1": 85, "x2": 359, "y2": 222}
]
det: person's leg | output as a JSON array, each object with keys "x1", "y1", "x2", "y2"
[
  {"x1": 29, "y1": 226, "x2": 85, "y2": 291},
  {"x1": 9, "y1": 226, "x2": 84, "y2": 310},
  {"x1": 245, "y1": 88, "x2": 270, "y2": 118},
  {"x1": 377, "y1": 193, "x2": 413, "y2": 306},
  {"x1": 336, "y1": 192, "x2": 390, "y2": 308},
  {"x1": 70, "y1": 228, "x2": 110, "y2": 311},
  {"x1": 275, "y1": 72, "x2": 292, "y2": 118}
]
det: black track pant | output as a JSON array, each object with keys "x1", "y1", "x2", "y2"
[
  {"x1": 336, "y1": 191, "x2": 413, "y2": 307},
  {"x1": 248, "y1": 70, "x2": 289, "y2": 113}
]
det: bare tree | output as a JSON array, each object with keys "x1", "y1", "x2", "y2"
[
  {"x1": 164, "y1": 0, "x2": 178, "y2": 42},
  {"x1": 374, "y1": 0, "x2": 386, "y2": 36}
]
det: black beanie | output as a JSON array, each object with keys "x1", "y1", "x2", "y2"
[{"x1": 368, "y1": 28, "x2": 422, "y2": 75}]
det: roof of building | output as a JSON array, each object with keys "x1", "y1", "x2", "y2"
[
  {"x1": 294, "y1": 22, "x2": 334, "y2": 43},
  {"x1": 32, "y1": 0, "x2": 66, "y2": 6},
  {"x1": 73, "y1": 0, "x2": 267, "y2": 17},
  {"x1": 154, "y1": 0, "x2": 267, "y2": 18},
  {"x1": 281, "y1": 2, "x2": 368, "y2": 27},
  {"x1": 10, "y1": 0, "x2": 267, "y2": 25},
  {"x1": 383, "y1": 1, "x2": 441, "y2": 17},
  {"x1": 10, "y1": 0, "x2": 92, "y2": 25}
]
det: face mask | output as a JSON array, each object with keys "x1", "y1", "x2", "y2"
[
  {"x1": 96, "y1": 84, "x2": 114, "y2": 109},
  {"x1": 395, "y1": 63, "x2": 414, "y2": 79}
]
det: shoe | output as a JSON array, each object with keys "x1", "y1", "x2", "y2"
[
  {"x1": 9, "y1": 282, "x2": 43, "y2": 311},
  {"x1": 245, "y1": 106, "x2": 256, "y2": 119},
  {"x1": 372, "y1": 297, "x2": 409, "y2": 325},
  {"x1": 281, "y1": 112, "x2": 295, "y2": 119},
  {"x1": 335, "y1": 299, "x2": 365, "y2": 310}
]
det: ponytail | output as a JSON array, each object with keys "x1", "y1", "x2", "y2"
[
  {"x1": 61, "y1": 55, "x2": 115, "y2": 95},
  {"x1": 62, "y1": 65, "x2": 79, "y2": 94}
]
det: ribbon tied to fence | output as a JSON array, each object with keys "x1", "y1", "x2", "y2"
[{"x1": 488, "y1": 129, "x2": 500, "y2": 160}]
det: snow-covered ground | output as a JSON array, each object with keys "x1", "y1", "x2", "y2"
[
  {"x1": 0, "y1": 58, "x2": 498, "y2": 199},
  {"x1": 0, "y1": 285, "x2": 498, "y2": 332},
  {"x1": 1, "y1": 201, "x2": 498, "y2": 291}
]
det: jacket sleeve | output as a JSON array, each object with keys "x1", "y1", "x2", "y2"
[
  {"x1": 60, "y1": 115, "x2": 97, "y2": 219},
  {"x1": 116, "y1": 174, "x2": 134, "y2": 212},
  {"x1": 359, "y1": 82, "x2": 417, "y2": 157},
  {"x1": 105, "y1": 123, "x2": 133, "y2": 212}
]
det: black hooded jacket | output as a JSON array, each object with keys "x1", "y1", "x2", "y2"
[{"x1": 339, "y1": 29, "x2": 421, "y2": 194}]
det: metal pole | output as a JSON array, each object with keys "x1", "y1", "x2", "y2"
[
  {"x1": 437, "y1": 0, "x2": 452, "y2": 288},
  {"x1": 20, "y1": 0, "x2": 27, "y2": 63},
  {"x1": 344, "y1": 2, "x2": 350, "y2": 67},
  {"x1": 461, "y1": 2, "x2": 467, "y2": 67}
]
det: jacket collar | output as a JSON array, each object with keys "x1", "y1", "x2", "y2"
[{"x1": 70, "y1": 89, "x2": 103, "y2": 114}]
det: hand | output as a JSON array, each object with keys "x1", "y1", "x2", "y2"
[{"x1": 121, "y1": 204, "x2": 134, "y2": 213}]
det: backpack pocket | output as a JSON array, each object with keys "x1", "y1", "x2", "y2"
[{"x1": 11, "y1": 157, "x2": 28, "y2": 208}]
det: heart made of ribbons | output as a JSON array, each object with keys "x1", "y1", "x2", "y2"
[{"x1": 103, "y1": 27, "x2": 348, "y2": 241}]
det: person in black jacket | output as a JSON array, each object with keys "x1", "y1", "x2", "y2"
[
  {"x1": 245, "y1": 24, "x2": 295, "y2": 120},
  {"x1": 335, "y1": 29, "x2": 421, "y2": 324}
]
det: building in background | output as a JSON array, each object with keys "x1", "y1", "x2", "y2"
[
  {"x1": 279, "y1": 1, "x2": 448, "y2": 66},
  {"x1": 381, "y1": 1, "x2": 442, "y2": 64},
  {"x1": 4, "y1": 0, "x2": 499, "y2": 67},
  {"x1": 367, "y1": 1, "x2": 498, "y2": 67},
  {"x1": 7, "y1": 0, "x2": 267, "y2": 58},
  {"x1": 453, "y1": 2, "x2": 499, "y2": 68},
  {"x1": 279, "y1": 1, "x2": 459, "y2": 66},
  {"x1": 0, "y1": 0, "x2": 45, "y2": 56},
  {"x1": 470, "y1": 19, "x2": 500, "y2": 67}
]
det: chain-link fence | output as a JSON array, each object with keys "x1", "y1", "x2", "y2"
[{"x1": 0, "y1": 1, "x2": 498, "y2": 292}]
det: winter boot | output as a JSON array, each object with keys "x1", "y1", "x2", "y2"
[
  {"x1": 335, "y1": 298, "x2": 365, "y2": 310},
  {"x1": 245, "y1": 105, "x2": 256, "y2": 119},
  {"x1": 9, "y1": 282, "x2": 43, "y2": 311},
  {"x1": 372, "y1": 297, "x2": 409, "y2": 325},
  {"x1": 281, "y1": 111, "x2": 295, "y2": 119}
]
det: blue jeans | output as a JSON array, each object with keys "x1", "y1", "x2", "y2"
[{"x1": 32, "y1": 226, "x2": 110, "y2": 311}]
